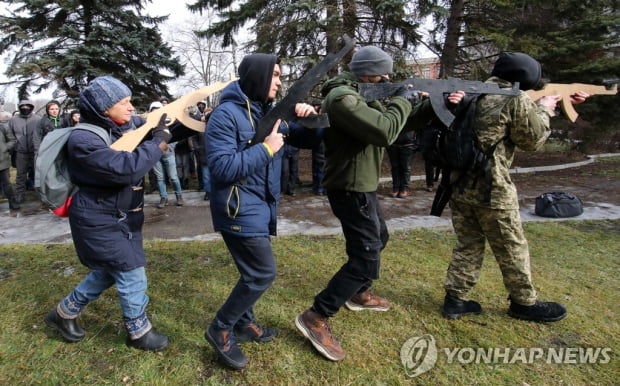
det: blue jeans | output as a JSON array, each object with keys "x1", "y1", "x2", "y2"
[
  {"x1": 211, "y1": 233, "x2": 276, "y2": 331},
  {"x1": 154, "y1": 153, "x2": 182, "y2": 198},
  {"x1": 59, "y1": 267, "x2": 149, "y2": 319}
]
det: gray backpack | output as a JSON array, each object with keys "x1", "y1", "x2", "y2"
[{"x1": 35, "y1": 123, "x2": 111, "y2": 216}]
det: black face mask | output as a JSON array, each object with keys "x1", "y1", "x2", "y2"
[{"x1": 19, "y1": 106, "x2": 33, "y2": 116}]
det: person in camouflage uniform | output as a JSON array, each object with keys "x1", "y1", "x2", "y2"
[{"x1": 441, "y1": 52, "x2": 590, "y2": 323}]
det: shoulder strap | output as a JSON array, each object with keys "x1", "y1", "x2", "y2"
[{"x1": 73, "y1": 123, "x2": 112, "y2": 146}]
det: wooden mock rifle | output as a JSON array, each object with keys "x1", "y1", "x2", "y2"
[
  {"x1": 526, "y1": 80, "x2": 618, "y2": 122},
  {"x1": 110, "y1": 78, "x2": 236, "y2": 152}
]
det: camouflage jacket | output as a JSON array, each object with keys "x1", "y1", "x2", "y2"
[{"x1": 451, "y1": 77, "x2": 554, "y2": 209}]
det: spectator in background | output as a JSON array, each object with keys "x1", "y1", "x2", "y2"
[
  {"x1": 190, "y1": 101, "x2": 210, "y2": 191},
  {"x1": 67, "y1": 110, "x2": 81, "y2": 127},
  {"x1": 175, "y1": 136, "x2": 193, "y2": 189},
  {"x1": 280, "y1": 142, "x2": 299, "y2": 196},
  {"x1": 310, "y1": 99, "x2": 326, "y2": 195},
  {"x1": 190, "y1": 102, "x2": 213, "y2": 200},
  {"x1": 418, "y1": 127, "x2": 442, "y2": 192},
  {"x1": 0, "y1": 111, "x2": 19, "y2": 210},
  {"x1": 37, "y1": 100, "x2": 64, "y2": 141},
  {"x1": 386, "y1": 129, "x2": 416, "y2": 198},
  {"x1": 8, "y1": 100, "x2": 41, "y2": 204},
  {"x1": 159, "y1": 96, "x2": 169, "y2": 106},
  {"x1": 149, "y1": 101, "x2": 184, "y2": 208}
]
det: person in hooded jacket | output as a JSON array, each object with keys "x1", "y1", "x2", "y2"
[
  {"x1": 8, "y1": 100, "x2": 41, "y2": 203},
  {"x1": 36, "y1": 100, "x2": 64, "y2": 142},
  {"x1": 440, "y1": 52, "x2": 590, "y2": 323},
  {"x1": 43, "y1": 76, "x2": 173, "y2": 352},
  {"x1": 204, "y1": 53, "x2": 320, "y2": 370}
]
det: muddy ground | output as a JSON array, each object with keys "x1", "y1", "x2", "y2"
[{"x1": 138, "y1": 150, "x2": 620, "y2": 240}]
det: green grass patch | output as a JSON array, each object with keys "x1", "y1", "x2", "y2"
[{"x1": 1, "y1": 220, "x2": 618, "y2": 384}]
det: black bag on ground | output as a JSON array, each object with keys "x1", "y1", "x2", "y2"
[{"x1": 534, "y1": 192, "x2": 583, "y2": 218}]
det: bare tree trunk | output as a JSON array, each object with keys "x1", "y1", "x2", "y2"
[
  {"x1": 440, "y1": 0, "x2": 466, "y2": 77},
  {"x1": 342, "y1": 0, "x2": 357, "y2": 65}
]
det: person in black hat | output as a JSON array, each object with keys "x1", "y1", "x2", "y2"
[
  {"x1": 43, "y1": 76, "x2": 173, "y2": 352},
  {"x1": 441, "y1": 52, "x2": 590, "y2": 323}
]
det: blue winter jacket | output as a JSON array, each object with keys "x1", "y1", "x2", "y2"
[
  {"x1": 67, "y1": 116, "x2": 163, "y2": 271},
  {"x1": 206, "y1": 81, "x2": 321, "y2": 237}
]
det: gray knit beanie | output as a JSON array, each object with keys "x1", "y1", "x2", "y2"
[
  {"x1": 80, "y1": 76, "x2": 131, "y2": 113},
  {"x1": 349, "y1": 46, "x2": 393, "y2": 76}
]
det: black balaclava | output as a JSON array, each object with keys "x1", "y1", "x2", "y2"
[
  {"x1": 491, "y1": 52, "x2": 543, "y2": 91},
  {"x1": 18, "y1": 100, "x2": 34, "y2": 116},
  {"x1": 238, "y1": 53, "x2": 278, "y2": 105}
]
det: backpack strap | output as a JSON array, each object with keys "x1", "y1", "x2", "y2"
[{"x1": 72, "y1": 123, "x2": 112, "y2": 145}]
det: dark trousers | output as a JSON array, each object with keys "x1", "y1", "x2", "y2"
[
  {"x1": 281, "y1": 152, "x2": 299, "y2": 194},
  {"x1": 0, "y1": 168, "x2": 15, "y2": 201},
  {"x1": 387, "y1": 145, "x2": 414, "y2": 191},
  {"x1": 311, "y1": 141, "x2": 326, "y2": 192},
  {"x1": 313, "y1": 191, "x2": 388, "y2": 317},
  {"x1": 15, "y1": 151, "x2": 34, "y2": 198},
  {"x1": 424, "y1": 157, "x2": 440, "y2": 187},
  {"x1": 212, "y1": 233, "x2": 277, "y2": 331}
]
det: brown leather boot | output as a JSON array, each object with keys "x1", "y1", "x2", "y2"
[
  {"x1": 345, "y1": 289, "x2": 391, "y2": 312},
  {"x1": 295, "y1": 309, "x2": 345, "y2": 361}
]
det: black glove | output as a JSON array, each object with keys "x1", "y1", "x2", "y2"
[
  {"x1": 395, "y1": 85, "x2": 421, "y2": 105},
  {"x1": 151, "y1": 113, "x2": 172, "y2": 143}
]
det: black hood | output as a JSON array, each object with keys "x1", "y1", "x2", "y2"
[
  {"x1": 238, "y1": 53, "x2": 277, "y2": 104},
  {"x1": 491, "y1": 52, "x2": 542, "y2": 91}
]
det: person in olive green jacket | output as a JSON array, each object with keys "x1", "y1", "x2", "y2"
[
  {"x1": 295, "y1": 45, "x2": 464, "y2": 362},
  {"x1": 0, "y1": 111, "x2": 19, "y2": 210}
]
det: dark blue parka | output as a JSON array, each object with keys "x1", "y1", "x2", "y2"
[
  {"x1": 67, "y1": 103, "x2": 163, "y2": 271},
  {"x1": 206, "y1": 54, "x2": 322, "y2": 237}
]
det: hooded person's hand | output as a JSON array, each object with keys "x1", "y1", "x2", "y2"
[{"x1": 263, "y1": 119, "x2": 284, "y2": 156}]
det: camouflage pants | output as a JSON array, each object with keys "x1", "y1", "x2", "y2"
[{"x1": 444, "y1": 200, "x2": 537, "y2": 305}]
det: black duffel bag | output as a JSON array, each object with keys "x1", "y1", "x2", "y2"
[{"x1": 534, "y1": 192, "x2": 584, "y2": 218}]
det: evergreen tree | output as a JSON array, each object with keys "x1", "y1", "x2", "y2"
[
  {"x1": 187, "y1": 0, "x2": 423, "y2": 79},
  {"x1": 0, "y1": 0, "x2": 184, "y2": 109}
]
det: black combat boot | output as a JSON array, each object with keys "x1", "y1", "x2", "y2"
[
  {"x1": 176, "y1": 193, "x2": 184, "y2": 206},
  {"x1": 508, "y1": 298, "x2": 567, "y2": 322},
  {"x1": 441, "y1": 293, "x2": 482, "y2": 319},
  {"x1": 44, "y1": 308, "x2": 85, "y2": 343}
]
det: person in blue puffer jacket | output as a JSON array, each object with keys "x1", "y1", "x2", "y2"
[
  {"x1": 204, "y1": 53, "x2": 321, "y2": 370},
  {"x1": 43, "y1": 76, "x2": 173, "y2": 352}
]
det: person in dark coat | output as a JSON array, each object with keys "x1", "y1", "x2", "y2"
[
  {"x1": 43, "y1": 76, "x2": 173, "y2": 352},
  {"x1": 0, "y1": 111, "x2": 19, "y2": 209},
  {"x1": 204, "y1": 53, "x2": 320, "y2": 369},
  {"x1": 8, "y1": 99, "x2": 41, "y2": 203}
]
